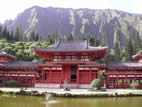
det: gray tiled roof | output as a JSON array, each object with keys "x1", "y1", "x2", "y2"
[
  {"x1": 107, "y1": 62, "x2": 142, "y2": 67},
  {"x1": 33, "y1": 40, "x2": 107, "y2": 51},
  {"x1": 5, "y1": 62, "x2": 36, "y2": 67},
  {"x1": 79, "y1": 63, "x2": 106, "y2": 66},
  {"x1": 0, "y1": 51, "x2": 16, "y2": 59}
]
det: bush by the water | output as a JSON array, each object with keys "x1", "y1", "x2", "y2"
[
  {"x1": 91, "y1": 79, "x2": 103, "y2": 90},
  {"x1": 6, "y1": 80, "x2": 20, "y2": 87}
]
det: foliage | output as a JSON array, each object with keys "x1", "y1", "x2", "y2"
[
  {"x1": 91, "y1": 79, "x2": 102, "y2": 90},
  {"x1": 0, "y1": 39, "x2": 50, "y2": 61},
  {"x1": 90, "y1": 71, "x2": 104, "y2": 90},
  {"x1": 114, "y1": 29, "x2": 122, "y2": 61},
  {"x1": 6, "y1": 80, "x2": 20, "y2": 87},
  {"x1": 135, "y1": 32, "x2": 141, "y2": 52},
  {"x1": 0, "y1": 24, "x2": 141, "y2": 63},
  {"x1": 130, "y1": 82, "x2": 139, "y2": 89}
]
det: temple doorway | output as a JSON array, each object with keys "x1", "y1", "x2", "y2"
[{"x1": 71, "y1": 65, "x2": 77, "y2": 82}]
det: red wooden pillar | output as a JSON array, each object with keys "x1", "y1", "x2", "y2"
[
  {"x1": 77, "y1": 65, "x2": 79, "y2": 88},
  {"x1": 62, "y1": 65, "x2": 64, "y2": 82},
  {"x1": 134, "y1": 71, "x2": 136, "y2": 82},
  {"x1": 2, "y1": 77, "x2": 4, "y2": 86},
  {"x1": 2, "y1": 72, "x2": 4, "y2": 86},
  {"x1": 106, "y1": 73, "x2": 109, "y2": 87},
  {"x1": 42, "y1": 68, "x2": 44, "y2": 81},
  {"x1": 125, "y1": 71, "x2": 127, "y2": 87},
  {"x1": 25, "y1": 74, "x2": 28, "y2": 86},
  {"x1": 97, "y1": 68, "x2": 99, "y2": 79},
  {"x1": 89, "y1": 67, "x2": 91, "y2": 81},
  {"x1": 33, "y1": 71, "x2": 36, "y2": 87},
  {"x1": 49, "y1": 67, "x2": 51, "y2": 82},
  {"x1": 116, "y1": 72, "x2": 118, "y2": 88}
]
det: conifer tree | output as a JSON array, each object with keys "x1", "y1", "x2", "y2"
[
  {"x1": 68, "y1": 33, "x2": 74, "y2": 41},
  {"x1": 114, "y1": 42, "x2": 121, "y2": 61},
  {"x1": 102, "y1": 28, "x2": 109, "y2": 47},
  {"x1": 114, "y1": 29, "x2": 122, "y2": 61},
  {"x1": 10, "y1": 30, "x2": 14, "y2": 41},
  {"x1": 135, "y1": 31, "x2": 141, "y2": 53},
  {"x1": 0, "y1": 25, "x2": 2, "y2": 38},
  {"x1": 2, "y1": 26, "x2": 8, "y2": 38},
  {"x1": 19, "y1": 25, "x2": 24, "y2": 41},
  {"x1": 35, "y1": 33, "x2": 39, "y2": 41},
  {"x1": 29, "y1": 31, "x2": 35, "y2": 41},
  {"x1": 81, "y1": 33, "x2": 85, "y2": 40},
  {"x1": 124, "y1": 30, "x2": 134, "y2": 61},
  {"x1": 95, "y1": 36, "x2": 100, "y2": 46},
  {"x1": 15, "y1": 26, "x2": 20, "y2": 41}
]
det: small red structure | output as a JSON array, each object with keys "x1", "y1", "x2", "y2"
[
  {"x1": 0, "y1": 51, "x2": 38, "y2": 87},
  {"x1": 104, "y1": 52, "x2": 142, "y2": 88},
  {"x1": 104, "y1": 62, "x2": 142, "y2": 88},
  {"x1": 0, "y1": 51, "x2": 16, "y2": 64},
  {"x1": 133, "y1": 52, "x2": 142, "y2": 62},
  {"x1": 33, "y1": 40, "x2": 107, "y2": 88}
]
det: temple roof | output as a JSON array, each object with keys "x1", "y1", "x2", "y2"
[
  {"x1": 107, "y1": 62, "x2": 142, "y2": 67},
  {"x1": 132, "y1": 52, "x2": 142, "y2": 60},
  {"x1": 0, "y1": 62, "x2": 36, "y2": 68},
  {"x1": 0, "y1": 51, "x2": 16, "y2": 59},
  {"x1": 33, "y1": 40, "x2": 107, "y2": 52}
]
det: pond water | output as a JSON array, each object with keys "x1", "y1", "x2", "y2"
[{"x1": 0, "y1": 94, "x2": 142, "y2": 107}]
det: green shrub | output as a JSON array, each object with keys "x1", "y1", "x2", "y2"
[
  {"x1": 91, "y1": 79, "x2": 103, "y2": 90},
  {"x1": 6, "y1": 80, "x2": 20, "y2": 87},
  {"x1": 90, "y1": 71, "x2": 104, "y2": 90}
]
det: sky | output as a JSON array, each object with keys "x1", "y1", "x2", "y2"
[{"x1": 0, "y1": 0, "x2": 141, "y2": 23}]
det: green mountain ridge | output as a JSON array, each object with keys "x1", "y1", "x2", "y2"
[{"x1": 4, "y1": 6, "x2": 142, "y2": 48}]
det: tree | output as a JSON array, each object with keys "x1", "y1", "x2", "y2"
[
  {"x1": 35, "y1": 33, "x2": 39, "y2": 41},
  {"x1": 87, "y1": 34, "x2": 94, "y2": 46},
  {"x1": 124, "y1": 29, "x2": 135, "y2": 61},
  {"x1": 102, "y1": 28, "x2": 109, "y2": 47},
  {"x1": 29, "y1": 31, "x2": 35, "y2": 41},
  {"x1": 114, "y1": 42, "x2": 121, "y2": 61},
  {"x1": 68, "y1": 33, "x2": 74, "y2": 41},
  {"x1": 135, "y1": 31, "x2": 141, "y2": 53},
  {"x1": 10, "y1": 30, "x2": 14, "y2": 41},
  {"x1": 14, "y1": 25, "x2": 24, "y2": 41},
  {"x1": 47, "y1": 33, "x2": 52, "y2": 43},
  {"x1": 95, "y1": 36, "x2": 100, "y2": 46},
  {"x1": 2, "y1": 26, "x2": 8, "y2": 39},
  {"x1": 15, "y1": 26, "x2": 20, "y2": 41},
  {"x1": 19, "y1": 25, "x2": 24, "y2": 41},
  {"x1": 0, "y1": 25, "x2": 3, "y2": 38},
  {"x1": 114, "y1": 29, "x2": 122, "y2": 61},
  {"x1": 114, "y1": 29, "x2": 121, "y2": 49},
  {"x1": 81, "y1": 33, "x2": 85, "y2": 40}
]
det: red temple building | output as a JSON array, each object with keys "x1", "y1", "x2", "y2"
[
  {"x1": 0, "y1": 40, "x2": 142, "y2": 88},
  {"x1": 0, "y1": 51, "x2": 38, "y2": 87},
  {"x1": 33, "y1": 40, "x2": 107, "y2": 88}
]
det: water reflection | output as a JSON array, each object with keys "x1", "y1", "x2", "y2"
[{"x1": 0, "y1": 94, "x2": 142, "y2": 107}]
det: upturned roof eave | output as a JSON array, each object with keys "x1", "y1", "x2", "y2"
[{"x1": 33, "y1": 47, "x2": 108, "y2": 53}]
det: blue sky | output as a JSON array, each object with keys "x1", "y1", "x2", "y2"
[{"x1": 0, "y1": 0, "x2": 140, "y2": 23}]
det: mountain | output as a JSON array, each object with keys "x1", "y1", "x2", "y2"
[{"x1": 4, "y1": 6, "x2": 142, "y2": 47}]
